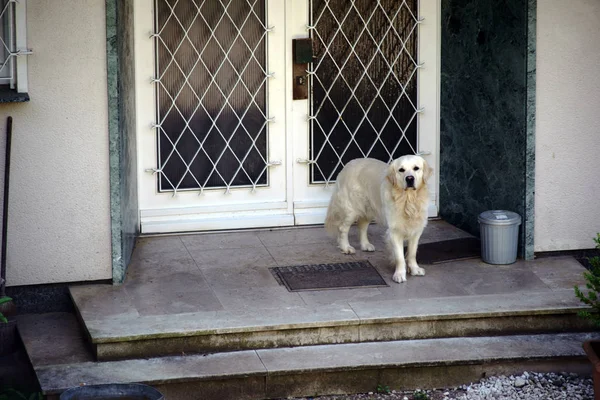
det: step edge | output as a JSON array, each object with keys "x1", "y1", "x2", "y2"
[
  {"x1": 258, "y1": 355, "x2": 588, "y2": 377},
  {"x1": 88, "y1": 306, "x2": 588, "y2": 344},
  {"x1": 37, "y1": 367, "x2": 270, "y2": 396},
  {"x1": 39, "y1": 356, "x2": 589, "y2": 396},
  {"x1": 35, "y1": 332, "x2": 594, "y2": 395}
]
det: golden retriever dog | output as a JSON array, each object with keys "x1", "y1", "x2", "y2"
[{"x1": 324, "y1": 155, "x2": 432, "y2": 283}]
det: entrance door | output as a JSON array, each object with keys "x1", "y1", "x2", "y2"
[{"x1": 135, "y1": 0, "x2": 439, "y2": 234}]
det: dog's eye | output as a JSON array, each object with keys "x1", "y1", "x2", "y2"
[
  {"x1": 399, "y1": 168, "x2": 405, "y2": 173},
  {"x1": 413, "y1": 166, "x2": 420, "y2": 171}
]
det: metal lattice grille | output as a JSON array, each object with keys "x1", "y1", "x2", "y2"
[
  {"x1": 153, "y1": 0, "x2": 272, "y2": 194},
  {"x1": 0, "y1": 0, "x2": 15, "y2": 84},
  {"x1": 309, "y1": 0, "x2": 422, "y2": 183}
]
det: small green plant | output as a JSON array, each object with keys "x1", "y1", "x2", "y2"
[
  {"x1": 0, "y1": 387, "x2": 43, "y2": 400},
  {"x1": 376, "y1": 384, "x2": 391, "y2": 394},
  {"x1": 0, "y1": 297, "x2": 12, "y2": 323},
  {"x1": 574, "y1": 233, "x2": 600, "y2": 326},
  {"x1": 413, "y1": 390, "x2": 430, "y2": 400}
]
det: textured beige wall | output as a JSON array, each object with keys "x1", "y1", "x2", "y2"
[
  {"x1": 535, "y1": 0, "x2": 600, "y2": 251},
  {"x1": 0, "y1": 1, "x2": 111, "y2": 285}
]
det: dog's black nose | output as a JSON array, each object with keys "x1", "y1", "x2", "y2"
[{"x1": 405, "y1": 176, "x2": 415, "y2": 187}]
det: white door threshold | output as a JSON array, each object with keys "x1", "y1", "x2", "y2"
[{"x1": 141, "y1": 210, "x2": 295, "y2": 234}]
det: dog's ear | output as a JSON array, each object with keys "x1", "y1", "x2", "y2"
[
  {"x1": 422, "y1": 159, "x2": 433, "y2": 183},
  {"x1": 386, "y1": 164, "x2": 398, "y2": 187}
]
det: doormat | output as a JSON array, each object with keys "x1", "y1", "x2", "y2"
[
  {"x1": 416, "y1": 237, "x2": 481, "y2": 264},
  {"x1": 270, "y1": 261, "x2": 388, "y2": 292}
]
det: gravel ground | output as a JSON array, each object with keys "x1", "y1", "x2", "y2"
[{"x1": 283, "y1": 371, "x2": 594, "y2": 400}]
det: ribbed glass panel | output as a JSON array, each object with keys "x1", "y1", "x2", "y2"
[
  {"x1": 309, "y1": 0, "x2": 419, "y2": 183},
  {"x1": 154, "y1": 0, "x2": 268, "y2": 192}
]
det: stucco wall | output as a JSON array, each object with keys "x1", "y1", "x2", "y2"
[
  {"x1": 535, "y1": 0, "x2": 600, "y2": 251},
  {"x1": 0, "y1": 1, "x2": 111, "y2": 285}
]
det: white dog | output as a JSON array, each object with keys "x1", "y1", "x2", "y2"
[{"x1": 324, "y1": 155, "x2": 432, "y2": 283}]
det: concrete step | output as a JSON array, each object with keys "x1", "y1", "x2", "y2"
[
  {"x1": 24, "y1": 323, "x2": 596, "y2": 400},
  {"x1": 69, "y1": 289, "x2": 593, "y2": 360}
]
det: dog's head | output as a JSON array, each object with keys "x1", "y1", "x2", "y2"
[{"x1": 387, "y1": 155, "x2": 433, "y2": 191}]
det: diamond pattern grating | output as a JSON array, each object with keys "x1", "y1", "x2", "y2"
[
  {"x1": 0, "y1": 0, "x2": 15, "y2": 82},
  {"x1": 152, "y1": 0, "x2": 273, "y2": 194},
  {"x1": 150, "y1": 0, "x2": 424, "y2": 194},
  {"x1": 308, "y1": 0, "x2": 422, "y2": 184}
]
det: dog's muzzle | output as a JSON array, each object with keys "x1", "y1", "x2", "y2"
[{"x1": 405, "y1": 175, "x2": 415, "y2": 188}]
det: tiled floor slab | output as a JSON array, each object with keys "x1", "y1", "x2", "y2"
[
  {"x1": 201, "y1": 264, "x2": 280, "y2": 290},
  {"x1": 211, "y1": 285, "x2": 306, "y2": 310},
  {"x1": 181, "y1": 231, "x2": 264, "y2": 251},
  {"x1": 298, "y1": 287, "x2": 388, "y2": 307},
  {"x1": 255, "y1": 333, "x2": 594, "y2": 373},
  {"x1": 189, "y1": 246, "x2": 277, "y2": 270},
  {"x1": 128, "y1": 286, "x2": 224, "y2": 316},
  {"x1": 375, "y1": 272, "x2": 471, "y2": 300},
  {"x1": 529, "y1": 255, "x2": 590, "y2": 290},
  {"x1": 346, "y1": 224, "x2": 387, "y2": 249},
  {"x1": 266, "y1": 242, "x2": 356, "y2": 266},
  {"x1": 36, "y1": 350, "x2": 266, "y2": 395},
  {"x1": 348, "y1": 289, "x2": 585, "y2": 322},
  {"x1": 126, "y1": 249, "x2": 200, "y2": 280},
  {"x1": 85, "y1": 305, "x2": 359, "y2": 341},
  {"x1": 461, "y1": 268, "x2": 550, "y2": 295},
  {"x1": 255, "y1": 219, "x2": 473, "y2": 261},
  {"x1": 70, "y1": 285, "x2": 139, "y2": 320},
  {"x1": 134, "y1": 235, "x2": 187, "y2": 256},
  {"x1": 335, "y1": 219, "x2": 472, "y2": 247},
  {"x1": 17, "y1": 312, "x2": 94, "y2": 366},
  {"x1": 419, "y1": 220, "x2": 473, "y2": 243},
  {"x1": 257, "y1": 226, "x2": 332, "y2": 247},
  {"x1": 124, "y1": 270, "x2": 209, "y2": 293},
  {"x1": 124, "y1": 259, "x2": 225, "y2": 315}
]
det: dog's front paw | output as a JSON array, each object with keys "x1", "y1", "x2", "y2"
[
  {"x1": 340, "y1": 245, "x2": 356, "y2": 255},
  {"x1": 361, "y1": 243, "x2": 375, "y2": 252},
  {"x1": 409, "y1": 265, "x2": 426, "y2": 276},
  {"x1": 392, "y1": 270, "x2": 407, "y2": 283}
]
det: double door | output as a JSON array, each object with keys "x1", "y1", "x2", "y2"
[{"x1": 135, "y1": 0, "x2": 440, "y2": 233}]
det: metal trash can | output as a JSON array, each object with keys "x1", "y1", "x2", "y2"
[
  {"x1": 60, "y1": 384, "x2": 163, "y2": 400},
  {"x1": 478, "y1": 210, "x2": 521, "y2": 265}
]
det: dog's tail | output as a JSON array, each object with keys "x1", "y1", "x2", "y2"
[{"x1": 324, "y1": 186, "x2": 342, "y2": 236}]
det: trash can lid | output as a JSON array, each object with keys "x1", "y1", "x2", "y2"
[{"x1": 478, "y1": 210, "x2": 522, "y2": 226}]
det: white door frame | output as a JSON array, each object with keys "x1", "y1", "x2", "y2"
[
  {"x1": 134, "y1": 0, "x2": 440, "y2": 234},
  {"x1": 134, "y1": 0, "x2": 294, "y2": 233}
]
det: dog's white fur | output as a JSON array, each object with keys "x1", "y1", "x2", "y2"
[{"x1": 324, "y1": 155, "x2": 433, "y2": 283}]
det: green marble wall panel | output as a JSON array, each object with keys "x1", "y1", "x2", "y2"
[
  {"x1": 439, "y1": 0, "x2": 529, "y2": 255},
  {"x1": 524, "y1": 0, "x2": 536, "y2": 260},
  {"x1": 107, "y1": 0, "x2": 138, "y2": 284}
]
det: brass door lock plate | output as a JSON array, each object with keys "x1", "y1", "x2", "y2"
[{"x1": 292, "y1": 38, "x2": 313, "y2": 100}]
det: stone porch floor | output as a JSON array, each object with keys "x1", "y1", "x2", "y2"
[
  {"x1": 67, "y1": 220, "x2": 588, "y2": 343},
  {"x1": 16, "y1": 219, "x2": 596, "y2": 398}
]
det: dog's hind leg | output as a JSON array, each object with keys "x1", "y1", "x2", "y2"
[
  {"x1": 337, "y1": 216, "x2": 356, "y2": 255},
  {"x1": 388, "y1": 230, "x2": 407, "y2": 283},
  {"x1": 358, "y1": 217, "x2": 375, "y2": 252},
  {"x1": 407, "y1": 232, "x2": 425, "y2": 276}
]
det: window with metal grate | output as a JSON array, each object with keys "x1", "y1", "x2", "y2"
[
  {"x1": 0, "y1": 0, "x2": 30, "y2": 102},
  {"x1": 152, "y1": 0, "x2": 272, "y2": 193}
]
